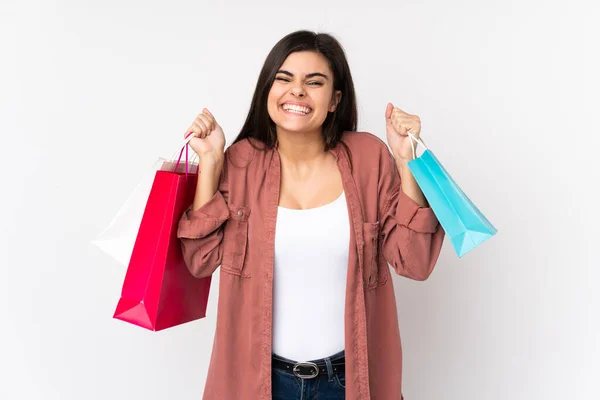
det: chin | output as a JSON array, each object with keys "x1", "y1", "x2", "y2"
[
  {"x1": 279, "y1": 117, "x2": 327, "y2": 132},
  {"x1": 277, "y1": 124, "x2": 307, "y2": 133}
]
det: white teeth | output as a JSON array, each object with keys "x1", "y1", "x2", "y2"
[{"x1": 282, "y1": 104, "x2": 310, "y2": 114}]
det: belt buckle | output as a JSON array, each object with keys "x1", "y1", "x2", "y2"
[{"x1": 292, "y1": 361, "x2": 319, "y2": 379}]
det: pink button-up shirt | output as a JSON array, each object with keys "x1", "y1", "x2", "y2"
[{"x1": 178, "y1": 131, "x2": 445, "y2": 399}]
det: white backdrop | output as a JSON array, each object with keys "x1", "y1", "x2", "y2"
[{"x1": 2, "y1": 0, "x2": 598, "y2": 399}]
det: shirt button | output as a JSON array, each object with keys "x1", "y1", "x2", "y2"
[{"x1": 237, "y1": 210, "x2": 243, "y2": 217}]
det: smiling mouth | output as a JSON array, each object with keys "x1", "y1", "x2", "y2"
[{"x1": 281, "y1": 104, "x2": 312, "y2": 115}]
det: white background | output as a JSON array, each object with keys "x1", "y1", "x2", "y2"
[{"x1": 2, "y1": 0, "x2": 599, "y2": 399}]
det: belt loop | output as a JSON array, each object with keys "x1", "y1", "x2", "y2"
[{"x1": 324, "y1": 357, "x2": 334, "y2": 382}]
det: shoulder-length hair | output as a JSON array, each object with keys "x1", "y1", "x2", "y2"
[{"x1": 232, "y1": 30, "x2": 358, "y2": 152}]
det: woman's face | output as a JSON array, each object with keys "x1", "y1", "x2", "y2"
[{"x1": 267, "y1": 51, "x2": 341, "y2": 136}]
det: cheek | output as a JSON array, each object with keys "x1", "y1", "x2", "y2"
[
  {"x1": 268, "y1": 85, "x2": 286, "y2": 103},
  {"x1": 266, "y1": 92, "x2": 279, "y2": 118},
  {"x1": 315, "y1": 91, "x2": 335, "y2": 110}
]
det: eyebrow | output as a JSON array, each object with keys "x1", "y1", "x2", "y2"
[{"x1": 276, "y1": 70, "x2": 329, "y2": 80}]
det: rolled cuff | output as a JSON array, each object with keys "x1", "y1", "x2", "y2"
[
  {"x1": 395, "y1": 189, "x2": 439, "y2": 234},
  {"x1": 177, "y1": 190, "x2": 230, "y2": 239}
]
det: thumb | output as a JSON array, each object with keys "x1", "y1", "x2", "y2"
[
  {"x1": 385, "y1": 103, "x2": 394, "y2": 128},
  {"x1": 203, "y1": 108, "x2": 214, "y2": 118},
  {"x1": 385, "y1": 102, "x2": 394, "y2": 119},
  {"x1": 203, "y1": 108, "x2": 219, "y2": 124}
]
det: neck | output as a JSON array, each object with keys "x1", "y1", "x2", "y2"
[{"x1": 276, "y1": 127, "x2": 327, "y2": 166}]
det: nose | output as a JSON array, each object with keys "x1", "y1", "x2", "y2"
[{"x1": 291, "y1": 85, "x2": 305, "y2": 98}]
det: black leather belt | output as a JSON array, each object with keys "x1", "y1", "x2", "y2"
[{"x1": 272, "y1": 356, "x2": 345, "y2": 379}]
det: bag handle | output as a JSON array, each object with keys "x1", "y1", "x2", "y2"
[
  {"x1": 171, "y1": 132, "x2": 198, "y2": 177},
  {"x1": 407, "y1": 132, "x2": 428, "y2": 160}
]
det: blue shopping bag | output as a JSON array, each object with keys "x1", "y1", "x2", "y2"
[{"x1": 406, "y1": 133, "x2": 497, "y2": 257}]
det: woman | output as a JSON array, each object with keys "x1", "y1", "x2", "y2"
[{"x1": 177, "y1": 30, "x2": 445, "y2": 400}]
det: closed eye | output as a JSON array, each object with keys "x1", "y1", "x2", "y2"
[{"x1": 275, "y1": 77, "x2": 323, "y2": 86}]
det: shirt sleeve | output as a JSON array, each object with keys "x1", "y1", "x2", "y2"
[
  {"x1": 378, "y1": 147, "x2": 445, "y2": 281},
  {"x1": 177, "y1": 156, "x2": 230, "y2": 278}
]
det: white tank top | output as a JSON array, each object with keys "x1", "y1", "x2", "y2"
[{"x1": 272, "y1": 191, "x2": 350, "y2": 362}]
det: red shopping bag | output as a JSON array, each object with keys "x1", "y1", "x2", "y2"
[{"x1": 113, "y1": 142, "x2": 210, "y2": 331}]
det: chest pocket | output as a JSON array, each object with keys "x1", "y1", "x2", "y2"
[
  {"x1": 363, "y1": 221, "x2": 389, "y2": 289},
  {"x1": 221, "y1": 204, "x2": 251, "y2": 277}
]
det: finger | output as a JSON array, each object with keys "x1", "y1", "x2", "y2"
[
  {"x1": 392, "y1": 117, "x2": 409, "y2": 136},
  {"x1": 407, "y1": 118, "x2": 421, "y2": 136},
  {"x1": 187, "y1": 123, "x2": 203, "y2": 138},
  {"x1": 407, "y1": 128, "x2": 421, "y2": 142},
  {"x1": 194, "y1": 120, "x2": 209, "y2": 138},
  {"x1": 197, "y1": 114, "x2": 215, "y2": 132},
  {"x1": 205, "y1": 111, "x2": 220, "y2": 131},
  {"x1": 390, "y1": 113, "x2": 402, "y2": 131},
  {"x1": 184, "y1": 127, "x2": 196, "y2": 139},
  {"x1": 202, "y1": 108, "x2": 216, "y2": 127},
  {"x1": 405, "y1": 123, "x2": 418, "y2": 136}
]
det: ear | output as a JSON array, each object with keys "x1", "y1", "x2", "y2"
[{"x1": 329, "y1": 90, "x2": 342, "y2": 112}]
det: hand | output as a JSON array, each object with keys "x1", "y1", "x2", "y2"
[
  {"x1": 184, "y1": 108, "x2": 226, "y2": 162},
  {"x1": 385, "y1": 103, "x2": 422, "y2": 162}
]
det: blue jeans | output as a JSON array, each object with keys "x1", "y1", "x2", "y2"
[{"x1": 272, "y1": 350, "x2": 346, "y2": 400}]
